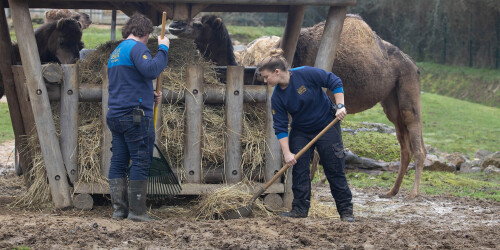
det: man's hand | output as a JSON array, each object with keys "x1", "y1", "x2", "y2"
[
  {"x1": 284, "y1": 152, "x2": 297, "y2": 166},
  {"x1": 158, "y1": 36, "x2": 170, "y2": 48},
  {"x1": 154, "y1": 91, "x2": 162, "y2": 105},
  {"x1": 336, "y1": 107, "x2": 347, "y2": 120}
]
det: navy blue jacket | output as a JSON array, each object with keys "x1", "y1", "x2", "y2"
[
  {"x1": 271, "y1": 66, "x2": 344, "y2": 139},
  {"x1": 107, "y1": 39, "x2": 168, "y2": 118}
]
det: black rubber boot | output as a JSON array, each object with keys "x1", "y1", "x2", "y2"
[
  {"x1": 280, "y1": 209, "x2": 308, "y2": 218},
  {"x1": 127, "y1": 180, "x2": 154, "y2": 222},
  {"x1": 340, "y1": 213, "x2": 355, "y2": 222},
  {"x1": 109, "y1": 178, "x2": 128, "y2": 220}
]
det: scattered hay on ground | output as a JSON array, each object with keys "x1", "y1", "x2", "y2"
[{"x1": 192, "y1": 182, "x2": 272, "y2": 220}]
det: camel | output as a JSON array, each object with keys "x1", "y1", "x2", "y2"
[{"x1": 170, "y1": 14, "x2": 426, "y2": 199}]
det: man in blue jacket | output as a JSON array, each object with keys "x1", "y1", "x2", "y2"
[
  {"x1": 106, "y1": 13, "x2": 169, "y2": 222},
  {"x1": 258, "y1": 50, "x2": 354, "y2": 222}
]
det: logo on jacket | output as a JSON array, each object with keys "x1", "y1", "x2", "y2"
[
  {"x1": 142, "y1": 54, "x2": 148, "y2": 59},
  {"x1": 272, "y1": 109, "x2": 276, "y2": 115},
  {"x1": 297, "y1": 85, "x2": 307, "y2": 95},
  {"x1": 110, "y1": 48, "x2": 121, "y2": 63}
]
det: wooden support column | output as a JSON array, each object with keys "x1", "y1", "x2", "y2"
[
  {"x1": 314, "y1": 6, "x2": 347, "y2": 71},
  {"x1": 0, "y1": 1, "x2": 30, "y2": 185},
  {"x1": 100, "y1": 66, "x2": 112, "y2": 178},
  {"x1": 110, "y1": 10, "x2": 116, "y2": 41},
  {"x1": 60, "y1": 64, "x2": 79, "y2": 184},
  {"x1": 9, "y1": 0, "x2": 71, "y2": 209},
  {"x1": 280, "y1": 5, "x2": 306, "y2": 63},
  {"x1": 224, "y1": 66, "x2": 244, "y2": 184},
  {"x1": 184, "y1": 65, "x2": 203, "y2": 183},
  {"x1": 264, "y1": 85, "x2": 281, "y2": 182}
]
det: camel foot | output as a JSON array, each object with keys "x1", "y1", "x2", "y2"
[
  {"x1": 407, "y1": 191, "x2": 418, "y2": 200},
  {"x1": 378, "y1": 191, "x2": 397, "y2": 199}
]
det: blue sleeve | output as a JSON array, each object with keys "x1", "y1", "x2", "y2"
[
  {"x1": 309, "y1": 67, "x2": 343, "y2": 93},
  {"x1": 271, "y1": 93, "x2": 289, "y2": 139},
  {"x1": 130, "y1": 43, "x2": 169, "y2": 80}
]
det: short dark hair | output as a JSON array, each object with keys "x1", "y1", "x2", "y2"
[{"x1": 122, "y1": 13, "x2": 154, "y2": 39}]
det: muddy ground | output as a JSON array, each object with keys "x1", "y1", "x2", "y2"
[{"x1": 0, "y1": 139, "x2": 499, "y2": 249}]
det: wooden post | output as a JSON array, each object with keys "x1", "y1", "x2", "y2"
[
  {"x1": 264, "y1": 85, "x2": 282, "y2": 182},
  {"x1": 100, "y1": 66, "x2": 112, "y2": 178},
  {"x1": 184, "y1": 65, "x2": 203, "y2": 183},
  {"x1": 60, "y1": 64, "x2": 79, "y2": 184},
  {"x1": 224, "y1": 66, "x2": 244, "y2": 184},
  {"x1": 280, "y1": 5, "x2": 306, "y2": 63},
  {"x1": 313, "y1": 6, "x2": 347, "y2": 71},
  {"x1": 9, "y1": 0, "x2": 72, "y2": 209},
  {"x1": 110, "y1": 10, "x2": 116, "y2": 41},
  {"x1": 0, "y1": 1, "x2": 30, "y2": 185},
  {"x1": 283, "y1": 166, "x2": 293, "y2": 209}
]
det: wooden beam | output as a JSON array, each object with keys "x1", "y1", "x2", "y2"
[
  {"x1": 100, "y1": 66, "x2": 112, "y2": 178},
  {"x1": 74, "y1": 182, "x2": 285, "y2": 195},
  {"x1": 148, "y1": 2, "x2": 174, "y2": 20},
  {"x1": 264, "y1": 85, "x2": 282, "y2": 182},
  {"x1": 0, "y1": 1, "x2": 30, "y2": 185},
  {"x1": 280, "y1": 5, "x2": 306, "y2": 63},
  {"x1": 184, "y1": 65, "x2": 203, "y2": 183},
  {"x1": 55, "y1": 0, "x2": 357, "y2": 6},
  {"x1": 60, "y1": 64, "x2": 79, "y2": 184},
  {"x1": 110, "y1": 10, "x2": 116, "y2": 41},
  {"x1": 314, "y1": 6, "x2": 347, "y2": 71},
  {"x1": 46, "y1": 84, "x2": 269, "y2": 104},
  {"x1": 9, "y1": 0, "x2": 72, "y2": 209},
  {"x1": 224, "y1": 66, "x2": 244, "y2": 184}
]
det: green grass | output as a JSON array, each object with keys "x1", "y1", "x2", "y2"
[
  {"x1": 346, "y1": 92, "x2": 500, "y2": 158},
  {"x1": 418, "y1": 62, "x2": 500, "y2": 107},
  {"x1": 0, "y1": 103, "x2": 14, "y2": 144},
  {"x1": 345, "y1": 170, "x2": 500, "y2": 201}
]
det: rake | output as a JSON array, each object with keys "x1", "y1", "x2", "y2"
[{"x1": 147, "y1": 11, "x2": 182, "y2": 199}]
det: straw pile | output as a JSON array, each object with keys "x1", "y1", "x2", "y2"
[{"x1": 192, "y1": 182, "x2": 272, "y2": 220}]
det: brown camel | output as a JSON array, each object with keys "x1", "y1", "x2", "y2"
[{"x1": 170, "y1": 14, "x2": 426, "y2": 199}]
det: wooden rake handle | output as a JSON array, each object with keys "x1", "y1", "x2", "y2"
[
  {"x1": 250, "y1": 117, "x2": 340, "y2": 202},
  {"x1": 154, "y1": 12, "x2": 167, "y2": 129}
]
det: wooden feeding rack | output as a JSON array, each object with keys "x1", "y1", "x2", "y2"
[{"x1": 0, "y1": 0, "x2": 356, "y2": 210}]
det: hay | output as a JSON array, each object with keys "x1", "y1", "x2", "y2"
[{"x1": 192, "y1": 182, "x2": 272, "y2": 220}]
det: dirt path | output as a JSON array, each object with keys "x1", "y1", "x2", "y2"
[{"x1": 0, "y1": 140, "x2": 498, "y2": 249}]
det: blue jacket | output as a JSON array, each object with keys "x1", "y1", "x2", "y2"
[
  {"x1": 271, "y1": 66, "x2": 343, "y2": 139},
  {"x1": 107, "y1": 39, "x2": 169, "y2": 118}
]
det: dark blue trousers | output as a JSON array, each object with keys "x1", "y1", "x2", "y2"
[
  {"x1": 288, "y1": 120, "x2": 353, "y2": 216},
  {"x1": 106, "y1": 113, "x2": 155, "y2": 181}
]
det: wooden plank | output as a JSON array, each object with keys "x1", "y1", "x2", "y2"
[
  {"x1": 283, "y1": 167, "x2": 293, "y2": 209},
  {"x1": 280, "y1": 5, "x2": 306, "y2": 63},
  {"x1": 50, "y1": 0, "x2": 357, "y2": 6},
  {"x1": 313, "y1": 6, "x2": 347, "y2": 71},
  {"x1": 100, "y1": 66, "x2": 112, "y2": 178},
  {"x1": 74, "y1": 182, "x2": 285, "y2": 195},
  {"x1": 264, "y1": 85, "x2": 282, "y2": 182},
  {"x1": 183, "y1": 65, "x2": 203, "y2": 183},
  {"x1": 0, "y1": 1, "x2": 30, "y2": 185},
  {"x1": 60, "y1": 64, "x2": 79, "y2": 184},
  {"x1": 224, "y1": 66, "x2": 244, "y2": 183},
  {"x1": 9, "y1": 0, "x2": 72, "y2": 209},
  {"x1": 11, "y1": 67, "x2": 35, "y2": 138}
]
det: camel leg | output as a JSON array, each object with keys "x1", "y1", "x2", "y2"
[
  {"x1": 396, "y1": 72, "x2": 426, "y2": 199},
  {"x1": 378, "y1": 90, "x2": 412, "y2": 198}
]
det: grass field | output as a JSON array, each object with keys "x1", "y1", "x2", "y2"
[{"x1": 346, "y1": 92, "x2": 500, "y2": 158}]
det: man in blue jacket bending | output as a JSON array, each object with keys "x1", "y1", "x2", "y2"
[{"x1": 106, "y1": 13, "x2": 169, "y2": 222}]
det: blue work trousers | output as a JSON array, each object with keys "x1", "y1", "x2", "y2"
[
  {"x1": 288, "y1": 120, "x2": 353, "y2": 216},
  {"x1": 106, "y1": 113, "x2": 155, "y2": 180}
]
